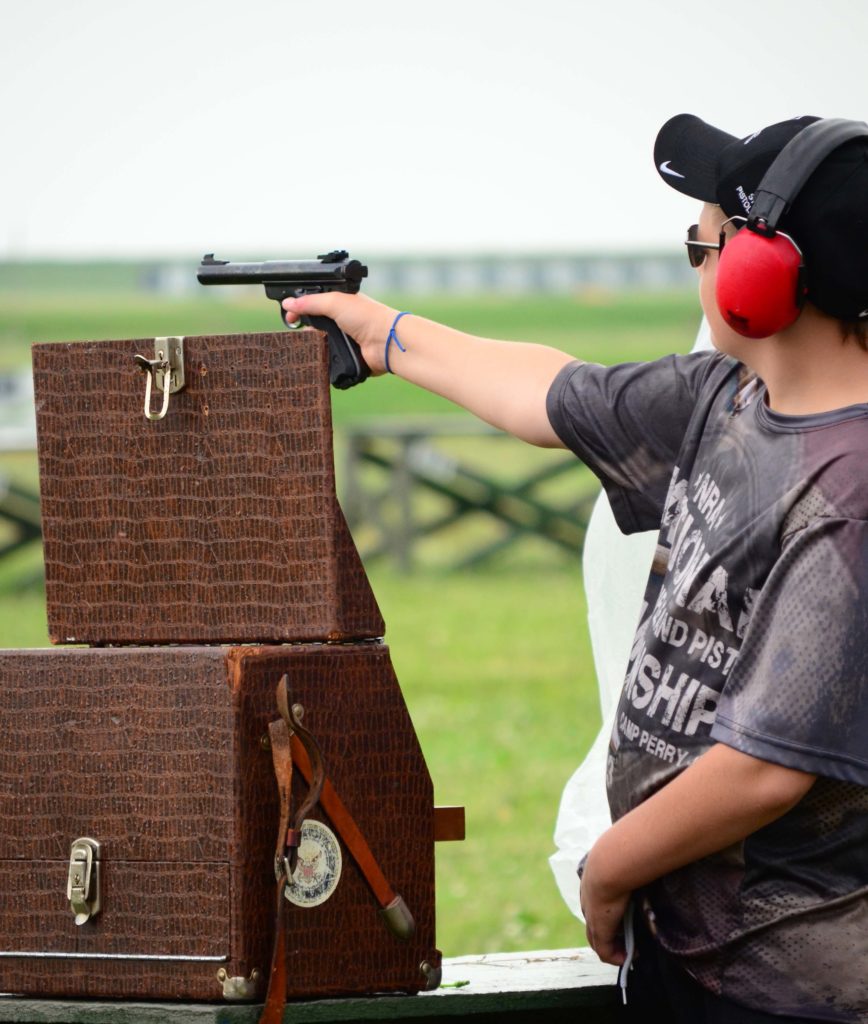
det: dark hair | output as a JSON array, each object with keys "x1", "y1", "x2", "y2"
[{"x1": 841, "y1": 319, "x2": 868, "y2": 351}]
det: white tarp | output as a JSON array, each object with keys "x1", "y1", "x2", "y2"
[{"x1": 549, "y1": 319, "x2": 712, "y2": 918}]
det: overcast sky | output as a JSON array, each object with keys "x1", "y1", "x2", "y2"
[{"x1": 2, "y1": 0, "x2": 866, "y2": 257}]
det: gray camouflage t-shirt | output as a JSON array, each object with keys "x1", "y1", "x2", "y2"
[{"x1": 548, "y1": 351, "x2": 868, "y2": 1022}]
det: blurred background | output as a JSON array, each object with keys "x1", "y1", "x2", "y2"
[{"x1": 1, "y1": 0, "x2": 865, "y2": 957}]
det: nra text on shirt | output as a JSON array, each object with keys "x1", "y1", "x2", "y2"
[{"x1": 619, "y1": 466, "x2": 760, "y2": 749}]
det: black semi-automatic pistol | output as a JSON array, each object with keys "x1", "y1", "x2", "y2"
[{"x1": 197, "y1": 250, "x2": 370, "y2": 389}]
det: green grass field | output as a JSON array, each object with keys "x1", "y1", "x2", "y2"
[{"x1": 0, "y1": 285, "x2": 700, "y2": 955}]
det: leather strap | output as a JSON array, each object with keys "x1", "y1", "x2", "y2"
[
  {"x1": 281, "y1": 672, "x2": 415, "y2": 937},
  {"x1": 279, "y1": 692, "x2": 325, "y2": 852},
  {"x1": 268, "y1": 718, "x2": 296, "y2": 880},
  {"x1": 258, "y1": 877, "x2": 288, "y2": 1024},
  {"x1": 259, "y1": 674, "x2": 329, "y2": 1023},
  {"x1": 289, "y1": 735, "x2": 394, "y2": 908},
  {"x1": 261, "y1": 672, "x2": 415, "y2": 1024},
  {"x1": 259, "y1": 716, "x2": 294, "y2": 1024}
]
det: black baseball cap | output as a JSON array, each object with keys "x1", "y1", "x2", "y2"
[{"x1": 654, "y1": 114, "x2": 868, "y2": 321}]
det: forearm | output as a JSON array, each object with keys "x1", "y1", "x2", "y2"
[
  {"x1": 581, "y1": 743, "x2": 816, "y2": 964},
  {"x1": 379, "y1": 314, "x2": 575, "y2": 445},
  {"x1": 281, "y1": 292, "x2": 574, "y2": 446},
  {"x1": 589, "y1": 743, "x2": 816, "y2": 893}
]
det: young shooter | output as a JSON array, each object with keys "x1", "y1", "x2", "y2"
[{"x1": 282, "y1": 115, "x2": 868, "y2": 1023}]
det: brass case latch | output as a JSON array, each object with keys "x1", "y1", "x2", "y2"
[
  {"x1": 134, "y1": 336, "x2": 186, "y2": 421},
  {"x1": 67, "y1": 837, "x2": 102, "y2": 926}
]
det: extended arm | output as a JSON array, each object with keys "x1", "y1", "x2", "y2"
[
  {"x1": 281, "y1": 292, "x2": 575, "y2": 447},
  {"x1": 580, "y1": 742, "x2": 817, "y2": 965}
]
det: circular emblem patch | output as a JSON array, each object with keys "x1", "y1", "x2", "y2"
[{"x1": 283, "y1": 819, "x2": 342, "y2": 908}]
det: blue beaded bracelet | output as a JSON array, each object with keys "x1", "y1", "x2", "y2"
[{"x1": 385, "y1": 311, "x2": 411, "y2": 374}]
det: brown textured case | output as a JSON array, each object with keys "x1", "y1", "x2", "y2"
[
  {"x1": 0, "y1": 644, "x2": 438, "y2": 1001},
  {"x1": 32, "y1": 332, "x2": 384, "y2": 645}
]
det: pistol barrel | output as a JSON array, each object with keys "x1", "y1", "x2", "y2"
[
  {"x1": 197, "y1": 256, "x2": 366, "y2": 288},
  {"x1": 195, "y1": 252, "x2": 371, "y2": 388}
]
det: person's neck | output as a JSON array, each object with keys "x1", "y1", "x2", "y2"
[{"x1": 743, "y1": 307, "x2": 868, "y2": 416}]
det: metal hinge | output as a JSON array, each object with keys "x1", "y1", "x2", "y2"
[{"x1": 67, "y1": 837, "x2": 102, "y2": 926}]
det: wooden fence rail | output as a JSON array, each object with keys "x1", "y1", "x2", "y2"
[{"x1": 342, "y1": 417, "x2": 598, "y2": 572}]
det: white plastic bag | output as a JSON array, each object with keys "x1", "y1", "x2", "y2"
[
  {"x1": 549, "y1": 319, "x2": 712, "y2": 919},
  {"x1": 548, "y1": 497, "x2": 656, "y2": 916}
]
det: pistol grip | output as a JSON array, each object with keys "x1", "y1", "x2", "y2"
[{"x1": 291, "y1": 313, "x2": 370, "y2": 390}]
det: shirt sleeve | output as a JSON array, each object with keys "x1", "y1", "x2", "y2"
[
  {"x1": 546, "y1": 351, "x2": 724, "y2": 533},
  {"x1": 713, "y1": 516, "x2": 868, "y2": 786}
]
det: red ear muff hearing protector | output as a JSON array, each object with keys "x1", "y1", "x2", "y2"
[
  {"x1": 715, "y1": 220, "x2": 805, "y2": 339},
  {"x1": 715, "y1": 118, "x2": 868, "y2": 339}
]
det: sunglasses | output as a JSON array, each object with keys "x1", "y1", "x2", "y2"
[{"x1": 684, "y1": 223, "x2": 722, "y2": 268}]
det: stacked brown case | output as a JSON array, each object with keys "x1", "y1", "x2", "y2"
[
  {"x1": 0, "y1": 331, "x2": 441, "y2": 1003},
  {"x1": 33, "y1": 332, "x2": 383, "y2": 645}
]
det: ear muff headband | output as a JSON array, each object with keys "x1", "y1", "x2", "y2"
[
  {"x1": 747, "y1": 119, "x2": 868, "y2": 235},
  {"x1": 716, "y1": 118, "x2": 868, "y2": 338}
]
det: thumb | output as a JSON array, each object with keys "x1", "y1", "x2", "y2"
[{"x1": 281, "y1": 292, "x2": 341, "y2": 321}]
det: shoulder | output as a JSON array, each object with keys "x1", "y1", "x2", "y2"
[
  {"x1": 550, "y1": 349, "x2": 733, "y2": 405},
  {"x1": 783, "y1": 414, "x2": 868, "y2": 536}
]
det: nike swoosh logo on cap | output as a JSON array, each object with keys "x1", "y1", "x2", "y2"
[{"x1": 659, "y1": 160, "x2": 685, "y2": 179}]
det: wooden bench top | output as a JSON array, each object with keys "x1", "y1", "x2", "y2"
[{"x1": 0, "y1": 949, "x2": 619, "y2": 1023}]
